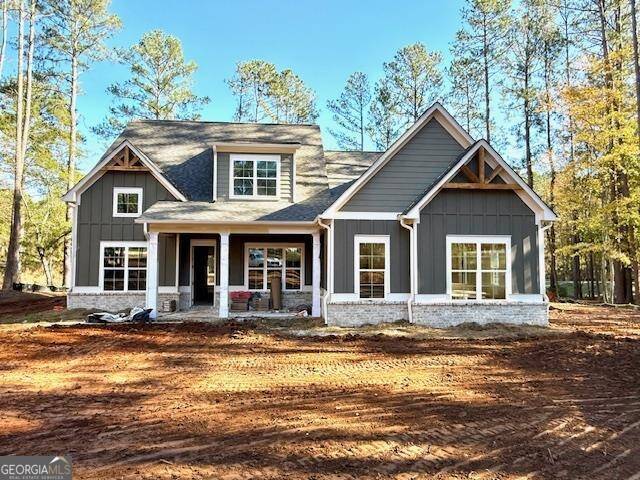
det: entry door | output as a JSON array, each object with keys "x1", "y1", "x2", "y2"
[{"x1": 193, "y1": 246, "x2": 216, "y2": 305}]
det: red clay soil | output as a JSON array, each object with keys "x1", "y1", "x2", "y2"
[
  {"x1": 1, "y1": 304, "x2": 640, "y2": 479},
  {"x1": 0, "y1": 291, "x2": 65, "y2": 316}
]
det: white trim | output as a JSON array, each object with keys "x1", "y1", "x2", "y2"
[
  {"x1": 354, "y1": 234, "x2": 391, "y2": 300},
  {"x1": 329, "y1": 293, "x2": 410, "y2": 302},
  {"x1": 146, "y1": 232, "x2": 159, "y2": 319},
  {"x1": 538, "y1": 223, "x2": 551, "y2": 298},
  {"x1": 71, "y1": 286, "x2": 102, "y2": 293},
  {"x1": 215, "y1": 142, "x2": 301, "y2": 153},
  {"x1": 323, "y1": 102, "x2": 474, "y2": 215},
  {"x1": 403, "y1": 140, "x2": 557, "y2": 223},
  {"x1": 445, "y1": 235, "x2": 512, "y2": 301},
  {"x1": 62, "y1": 139, "x2": 187, "y2": 203},
  {"x1": 228, "y1": 153, "x2": 281, "y2": 200},
  {"x1": 98, "y1": 241, "x2": 149, "y2": 292},
  {"x1": 244, "y1": 242, "x2": 305, "y2": 292},
  {"x1": 414, "y1": 294, "x2": 449, "y2": 303},
  {"x1": 175, "y1": 234, "x2": 180, "y2": 289},
  {"x1": 69, "y1": 202, "x2": 78, "y2": 289},
  {"x1": 219, "y1": 233, "x2": 230, "y2": 318},
  {"x1": 158, "y1": 286, "x2": 178, "y2": 294},
  {"x1": 312, "y1": 231, "x2": 321, "y2": 317},
  {"x1": 327, "y1": 211, "x2": 401, "y2": 220},
  {"x1": 189, "y1": 238, "x2": 217, "y2": 308},
  {"x1": 291, "y1": 151, "x2": 297, "y2": 202},
  {"x1": 212, "y1": 145, "x2": 218, "y2": 202},
  {"x1": 112, "y1": 187, "x2": 143, "y2": 218},
  {"x1": 510, "y1": 294, "x2": 546, "y2": 303}
]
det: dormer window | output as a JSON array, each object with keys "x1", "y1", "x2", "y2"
[
  {"x1": 113, "y1": 187, "x2": 143, "y2": 217},
  {"x1": 229, "y1": 154, "x2": 280, "y2": 199}
]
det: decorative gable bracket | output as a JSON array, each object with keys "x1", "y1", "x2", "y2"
[{"x1": 444, "y1": 147, "x2": 522, "y2": 192}]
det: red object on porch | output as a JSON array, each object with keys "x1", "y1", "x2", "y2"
[{"x1": 230, "y1": 291, "x2": 251, "y2": 301}]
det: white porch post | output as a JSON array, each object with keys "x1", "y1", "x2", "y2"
[
  {"x1": 219, "y1": 232, "x2": 230, "y2": 318},
  {"x1": 146, "y1": 231, "x2": 159, "y2": 319},
  {"x1": 312, "y1": 231, "x2": 321, "y2": 317}
]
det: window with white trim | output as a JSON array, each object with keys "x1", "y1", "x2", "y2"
[
  {"x1": 113, "y1": 187, "x2": 143, "y2": 217},
  {"x1": 246, "y1": 245, "x2": 303, "y2": 290},
  {"x1": 101, "y1": 243, "x2": 147, "y2": 291},
  {"x1": 230, "y1": 154, "x2": 280, "y2": 198},
  {"x1": 355, "y1": 235, "x2": 389, "y2": 299},
  {"x1": 448, "y1": 236, "x2": 509, "y2": 300}
]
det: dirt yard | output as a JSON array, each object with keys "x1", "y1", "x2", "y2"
[{"x1": 1, "y1": 304, "x2": 640, "y2": 479}]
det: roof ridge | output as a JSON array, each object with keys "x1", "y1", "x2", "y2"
[
  {"x1": 325, "y1": 149, "x2": 383, "y2": 154},
  {"x1": 128, "y1": 119, "x2": 320, "y2": 128}
]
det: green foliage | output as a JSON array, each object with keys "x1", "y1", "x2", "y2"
[
  {"x1": 94, "y1": 29, "x2": 209, "y2": 138},
  {"x1": 383, "y1": 42, "x2": 442, "y2": 124},
  {"x1": 327, "y1": 72, "x2": 371, "y2": 151},
  {"x1": 367, "y1": 78, "x2": 403, "y2": 151},
  {"x1": 227, "y1": 60, "x2": 317, "y2": 124}
]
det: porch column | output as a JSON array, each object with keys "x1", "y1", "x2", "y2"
[
  {"x1": 146, "y1": 231, "x2": 159, "y2": 319},
  {"x1": 219, "y1": 232, "x2": 229, "y2": 318},
  {"x1": 312, "y1": 231, "x2": 321, "y2": 317}
]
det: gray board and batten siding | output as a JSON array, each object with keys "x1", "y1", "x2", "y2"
[
  {"x1": 417, "y1": 189, "x2": 540, "y2": 295},
  {"x1": 333, "y1": 220, "x2": 410, "y2": 294},
  {"x1": 340, "y1": 120, "x2": 466, "y2": 212},
  {"x1": 75, "y1": 171, "x2": 178, "y2": 287}
]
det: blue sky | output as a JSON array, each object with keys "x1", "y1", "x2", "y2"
[{"x1": 78, "y1": 0, "x2": 467, "y2": 171}]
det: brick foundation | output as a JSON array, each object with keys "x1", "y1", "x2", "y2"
[
  {"x1": 412, "y1": 301, "x2": 549, "y2": 327},
  {"x1": 326, "y1": 301, "x2": 548, "y2": 327},
  {"x1": 67, "y1": 292, "x2": 179, "y2": 312},
  {"x1": 326, "y1": 302, "x2": 408, "y2": 326}
]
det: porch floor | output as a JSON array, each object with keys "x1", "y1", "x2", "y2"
[{"x1": 158, "y1": 309, "x2": 308, "y2": 322}]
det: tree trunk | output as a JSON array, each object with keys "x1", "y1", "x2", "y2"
[
  {"x1": 572, "y1": 253, "x2": 582, "y2": 300},
  {"x1": 37, "y1": 247, "x2": 53, "y2": 287},
  {"x1": 630, "y1": 0, "x2": 640, "y2": 301},
  {"x1": 482, "y1": 16, "x2": 491, "y2": 142},
  {"x1": 2, "y1": 1, "x2": 26, "y2": 291},
  {"x1": 589, "y1": 252, "x2": 596, "y2": 299},
  {"x1": 0, "y1": 0, "x2": 7, "y2": 79},
  {"x1": 63, "y1": 54, "x2": 78, "y2": 287}
]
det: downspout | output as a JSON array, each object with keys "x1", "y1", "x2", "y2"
[
  {"x1": 399, "y1": 216, "x2": 415, "y2": 323},
  {"x1": 539, "y1": 221, "x2": 553, "y2": 302},
  {"x1": 317, "y1": 217, "x2": 332, "y2": 323}
]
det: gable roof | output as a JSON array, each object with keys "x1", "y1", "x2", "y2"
[
  {"x1": 62, "y1": 139, "x2": 188, "y2": 203},
  {"x1": 65, "y1": 120, "x2": 330, "y2": 204},
  {"x1": 402, "y1": 140, "x2": 557, "y2": 223},
  {"x1": 324, "y1": 150, "x2": 382, "y2": 189},
  {"x1": 322, "y1": 102, "x2": 474, "y2": 216}
]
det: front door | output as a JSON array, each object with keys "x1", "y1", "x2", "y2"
[{"x1": 193, "y1": 245, "x2": 215, "y2": 305}]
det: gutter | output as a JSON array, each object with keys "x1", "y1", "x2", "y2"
[{"x1": 399, "y1": 216, "x2": 415, "y2": 323}]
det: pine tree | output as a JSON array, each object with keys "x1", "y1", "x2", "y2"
[
  {"x1": 227, "y1": 60, "x2": 277, "y2": 122},
  {"x1": 327, "y1": 72, "x2": 371, "y2": 150},
  {"x1": 227, "y1": 61, "x2": 317, "y2": 124},
  {"x1": 95, "y1": 30, "x2": 209, "y2": 138},
  {"x1": 459, "y1": 0, "x2": 511, "y2": 143},
  {"x1": 3, "y1": 0, "x2": 38, "y2": 290},
  {"x1": 367, "y1": 78, "x2": 403, "y2": 150},
  {"x1": 267, "y1": 69, "x2": 318, "y2": 124},
  {"x1": 44, "y1": 0, "x2": 120, "y2": 287},
  {"x1": 447, "y1": 30, "x2": 483, "y2": 138},
  {"x1": 383, "y1": 42, "x2": 442, "y2": 125}
]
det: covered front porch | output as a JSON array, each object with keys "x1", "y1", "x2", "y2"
[{"x1": 144, "y1": 222, "x2": 324, "y2": 320}]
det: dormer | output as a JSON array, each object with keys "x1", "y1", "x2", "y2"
[{"x1": 211, "y1": 142, "x2": 302, "y2": 203}]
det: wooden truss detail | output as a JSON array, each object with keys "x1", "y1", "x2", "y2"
[
  {"x1": 103, "y1": 145, "x2": 148, "y2": 172},
  {"x1": 444, "y1": 147, "x2": 521, "y2": 191}
]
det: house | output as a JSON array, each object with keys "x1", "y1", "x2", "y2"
[{"x1": 63, "y1": 103, "x2": 557, "y2": 326}]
